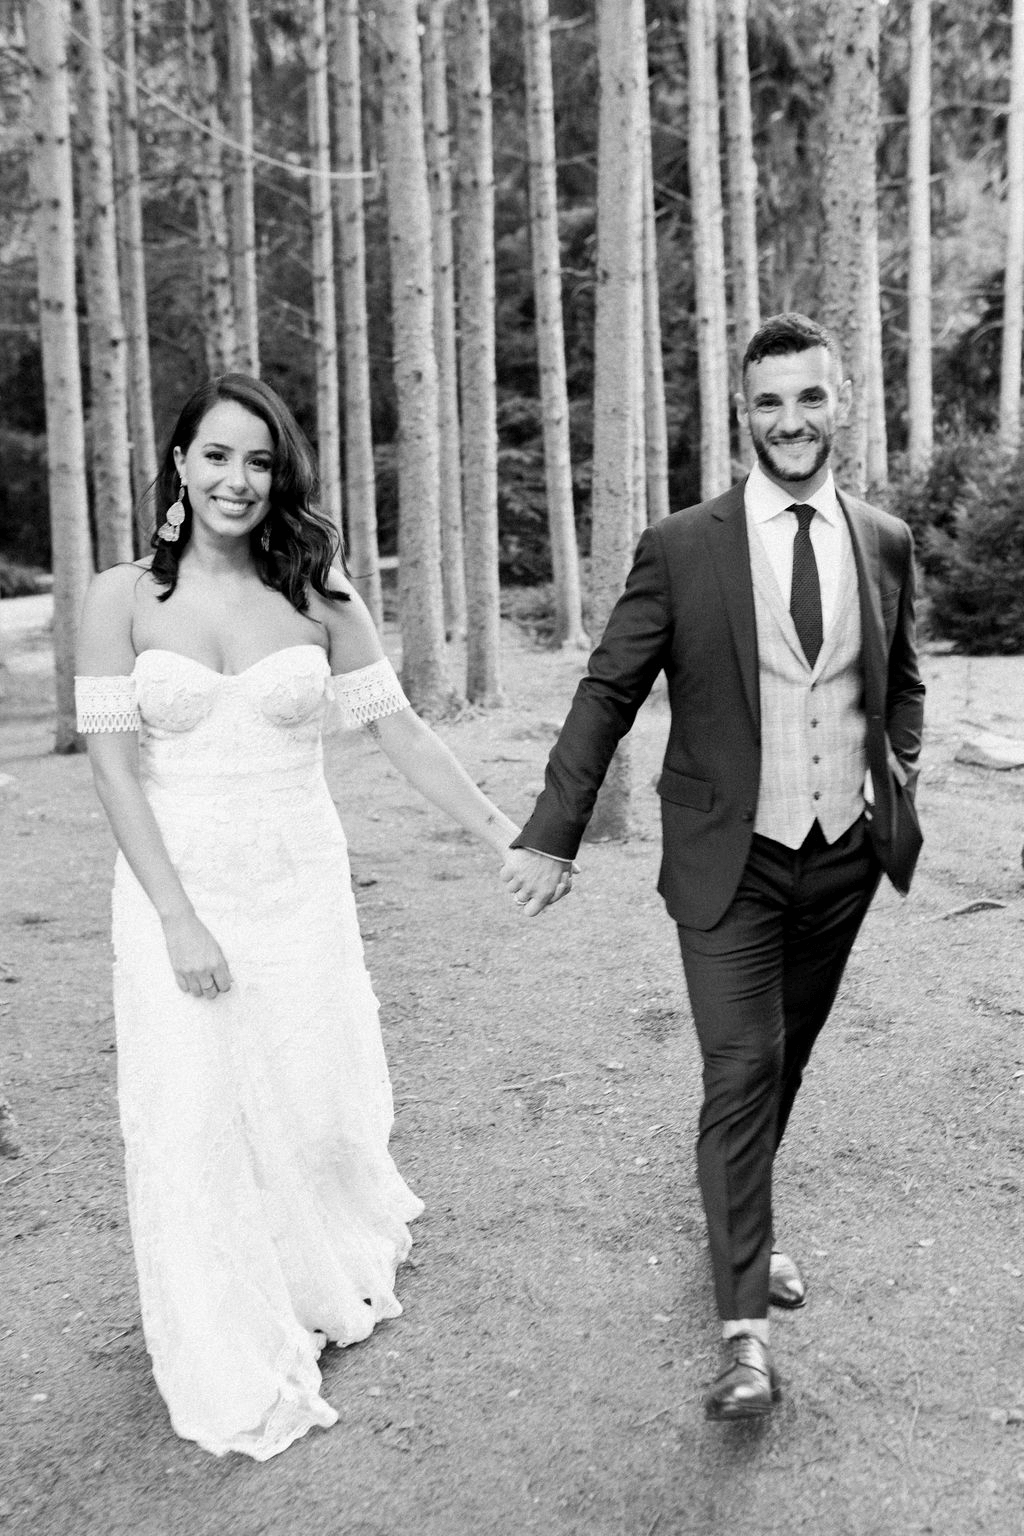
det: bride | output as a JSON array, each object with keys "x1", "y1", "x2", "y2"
[{"x1": 75, "y1": 374, "x2": 569, "y2": 1460}]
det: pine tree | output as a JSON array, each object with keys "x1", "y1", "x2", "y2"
[
  {"x1": 423, "y1": 0, "x2": 467, "y2": 641},
  {"x1": 227, "y1": 0, "x2": 259, "y2": 374},
  {"x1": 186, "y1": 0, "x2": 237, "y2": 374},
  {"x1": 722, "y1": 0, "x2": 760, "y2": 466},
  {"x1": 521, "y1": 0, "x2": 587, "y2": 644},
  {"x1": 111, "y1": 0, "x2": 158, "y2": 517},
  {"x1": 71, "y1": 0, "x2": 134, "y2": 568},
  {"x1": 821, "y1": 0, "x2": 880, "y2": 493},
  {"x1": 25, "y1": 0, "x2": 94, "y2": 753},
  {"x1": 587, "y1": 0, "x2": 646, "y2": 840},
  {"x1": 377, "y1": 0, "x2": 455, "y2": 714},
  {"x1": 639, "y1": 17, "x2": 669, "y2": 526},
  {"x1": 906, "y1": 0, "x2": 933, "y2": 474},
  {"x1": 331, "y1": 0, "x2": 383, "y2": 623},
  {"x1": 688, "y1": 0, "x2": 731, "y2": 496},
  {"x1": 457, "y1": 0, "x2": 503, "y2": 704},
  {"x1": 999, "y1": 0, "x2": 1024, "y2": 451},
  {"x1": 305, "y1": 0, "x2": 343, "y2": 535}
]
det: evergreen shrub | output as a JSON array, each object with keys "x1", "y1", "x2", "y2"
[{"x1": 889, "y1": 430, "x2": 1024, "y2": 654}]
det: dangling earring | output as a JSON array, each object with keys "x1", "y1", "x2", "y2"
[
  {"x1": 158, "y1": 484, "x2": 187, "y2": 543},
  {"x1": 260, "y1": 520, "x2": 271, "y2": 553}
]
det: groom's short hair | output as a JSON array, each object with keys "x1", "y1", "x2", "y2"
[{"x1": 742, "y1": 312, "x2": 843, "y2": 382}]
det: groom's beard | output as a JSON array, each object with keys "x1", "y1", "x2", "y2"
[{"x1": 750, "y1": 429, "x2": 832, "y2": 487}]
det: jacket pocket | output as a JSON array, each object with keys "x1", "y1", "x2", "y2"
[{"x1": 656, "y1": 766, "x2": 714, "y2": 812}]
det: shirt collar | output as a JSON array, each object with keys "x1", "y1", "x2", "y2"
[{"x1": 744, "y1": 460, "x2": 841, "y2": 526}]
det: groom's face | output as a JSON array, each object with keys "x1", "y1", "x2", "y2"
[{"x1": 737, "y1": 346, "x2": 852, "y2": 494}]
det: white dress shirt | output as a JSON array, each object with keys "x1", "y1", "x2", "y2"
[{"x1": 743, "y1": 460, "x2": 849, "y2": 631}]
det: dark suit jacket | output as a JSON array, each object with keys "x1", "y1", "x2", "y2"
[{"x1": 514, "y1": 480, "x2": 925, "y2": 931}]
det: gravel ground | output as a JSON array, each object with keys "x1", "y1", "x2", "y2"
[{"x1": 1, "y1": 597, "x2": 1023, "y2": 1536}]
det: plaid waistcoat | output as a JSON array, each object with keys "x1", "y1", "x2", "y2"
[{"x1": 749, "y1": 522, "x2": 867, "y2": 848}]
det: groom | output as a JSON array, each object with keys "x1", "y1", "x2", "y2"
[{"x1": 501, "y1": 313, "x2": 924, "y2": 1418}]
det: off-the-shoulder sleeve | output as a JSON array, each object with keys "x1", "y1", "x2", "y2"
[
  {"x1": 330, "y1": 657, "x2": 410, "y2": 729},
  {"x1": 75, "y1": 674, "x2": 140, "y2": 734}
]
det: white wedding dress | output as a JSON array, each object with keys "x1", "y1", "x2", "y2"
[{"x1": 76, "y1": 646, "x2": 423, "y2": 1460}]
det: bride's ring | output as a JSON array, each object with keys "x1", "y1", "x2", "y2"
[{"x1": 514, "y1": 894, "x2": 528, "y2": 906}]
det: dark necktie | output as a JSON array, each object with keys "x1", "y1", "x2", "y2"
[{"x1": 789, "y1": 503, "x2": 822, "y2": 667}]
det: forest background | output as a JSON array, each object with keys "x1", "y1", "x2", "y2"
[{"x1": 2, "y1": 0, "x2": 1024, "y2": 739}]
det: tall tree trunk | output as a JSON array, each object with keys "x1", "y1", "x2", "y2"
[
  {"x1": 331, "y1": 1, "x2": 382, "y2": 624},
  {"x1": 688, "y1": 0, "x2": 731, "y2": 496},
  {"x1": 422, "y1": 0, "x2": 467, "y2": 641},
  {"x1": 227, "y1": 0, "x2": 259, "y2": 374},
  {"x1": 305, "y1": 0, "x2": 343, "y2": 535},
  {"x1": 71, "y1": 0, "x2": 134, "y2": 569},
  {"x1": 641, "y1": 161, "x2": 669, "y2": 529},
  {"x1": 722, "y1": 0, "x2": 760, "y2": 465},
  {"x1": 111, "y1": 0, "x2": 158, "y2": 524},
  {"x1": 186, "y1": 0, "x2": 237, "y2": 375},
  {"x1": 906, "y1": 0, "x2": 933, "y2": 474},
  {"x1": 999, "y1": 0, "x2": 1024, "y2": 451},
  {"x1": 457, "y1": 0, "x2": 502, "y2": 704},
  {"x1": 641, "y1": 125, "x2": 669, "y2": 526},
  {"x1": 865, "y1": 216, "x2": 888, "y2": 488},
  {"x1": 25, "y1": 0, "x2": 93, "y2": 753},
  {"x1": 378, "y1": 0, "x2": 455, "y2": 714},
  {"x1": 521, "y1": 0, "x2": 587, "y2": 644},
  {"x1": 820, "y1": 0, "x2": 879, "y2": 494},
  {"x1": 640, "y1": 25, "x2": 669, "y2": 529},
  {"x1": 587, "y1": 0, "x2": 645, "y2": 842}
]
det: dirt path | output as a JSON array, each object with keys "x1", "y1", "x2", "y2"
[{"x1": 2, "y1": 602, "x2": 1023, "y2": 1536}]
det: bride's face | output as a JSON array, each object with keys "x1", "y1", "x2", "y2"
[{"x1": 173, "y1": 401, "x2": 274, "y2": 543}]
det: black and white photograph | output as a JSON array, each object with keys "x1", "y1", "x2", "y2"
[{"x1": 2, "y1": 1, "x2": 1023, "y2": 1531}]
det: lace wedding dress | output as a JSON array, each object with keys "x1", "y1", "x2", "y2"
[{"x1": 76, "y1": 646, "x2": 423, "y2": 1460}]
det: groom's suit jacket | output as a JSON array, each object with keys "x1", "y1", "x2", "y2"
[{"x1": 514, "y1": 479, "x2": 925, "y2": 931}]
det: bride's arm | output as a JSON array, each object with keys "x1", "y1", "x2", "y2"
[
  {"x1": 317, "y1": 577, "x2": 519, "y2": 859},
  {"x1": 367, "y1": 708, "x2": 520, "y2": 858},
  {"x1": 77, "y1": 569, "x2": 233, "y2": 999}
]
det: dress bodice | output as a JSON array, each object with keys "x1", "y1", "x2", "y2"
[{"x1": 134, "y1": 645, "x2": 331, "y2": 792}]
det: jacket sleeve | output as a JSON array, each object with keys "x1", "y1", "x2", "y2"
[
  {"x1": 885, "y1": 524, "x2": 926, "y2": 793},
  {"x1": 512, "y1": 525, "x2": 674, "y2": 859}
]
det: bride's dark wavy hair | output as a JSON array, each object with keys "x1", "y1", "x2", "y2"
[{"x1": 149, "y1": 373, "x2": 349, "y2": 610}]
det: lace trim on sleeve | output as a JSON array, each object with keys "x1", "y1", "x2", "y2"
[
  {"x1": 330, "y1": 657, "x2": 410, "y2": 729},
  {"x1": 75, "y1": 674, "x2": 140, "y2": 734}
]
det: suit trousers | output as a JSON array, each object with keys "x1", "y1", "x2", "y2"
[{"x1": 676, "y1": 816, "x2": 882, "y2": 1320}]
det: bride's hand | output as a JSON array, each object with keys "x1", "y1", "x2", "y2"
[{"x1": 161, "y1": 911, "x2": 234, "y2": 999}]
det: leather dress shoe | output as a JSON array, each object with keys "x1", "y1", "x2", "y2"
[
  {"x1": 704, "y1": 1333, "x2": 780, "y2": 1420},
  {"x1": 769, "y1": 1249, "x2": 806, "y2": 1310}
]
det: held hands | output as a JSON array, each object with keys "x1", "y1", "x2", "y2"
[
  {"x1": 161, "y1": 910, "x2": 234, "y2": 1000},
  {"x1": 499, "y1": 847, "x2": 574, "y2": 917}
]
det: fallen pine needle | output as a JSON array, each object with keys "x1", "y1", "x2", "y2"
[
  {"x1": 0, "y1": 1136, "x2": 66, "y2": 1188},
  {"x1": 495, "y1": 1073, "x2": 579, "y2": 1092},
  {"x1": 97, "y1": 1323, "x2": 137, "y2": 1350}
]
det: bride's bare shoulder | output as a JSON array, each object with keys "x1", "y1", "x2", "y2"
[
  {"x1": 306, "y1": 567, "x2": 383, "y2": 672},
  {"x1": 86, "y1": 557, "x2": 156, "y2": 603}
]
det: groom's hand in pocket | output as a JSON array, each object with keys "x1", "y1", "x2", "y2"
[{"x1": 500, "y1": 847, "x2": 573, "y2": 917}]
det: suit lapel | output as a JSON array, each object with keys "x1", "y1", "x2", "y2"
[{"x1": 704, "y1": 482, "x2": 760, "y2": 731}]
